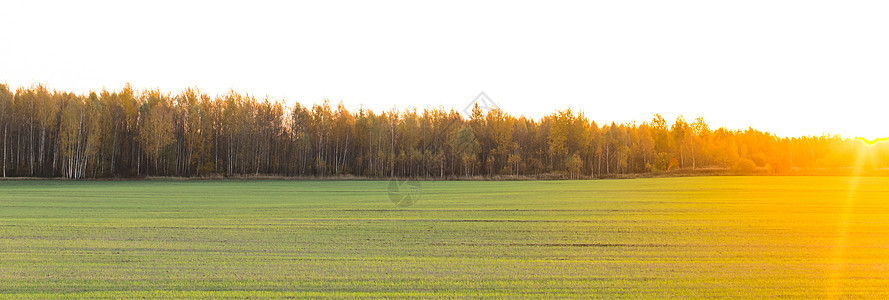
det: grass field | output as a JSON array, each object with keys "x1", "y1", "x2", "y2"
[{"x1": 2, "y1": 177, "x2": 889, "y2": 298}]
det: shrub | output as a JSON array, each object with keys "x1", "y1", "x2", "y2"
[{"x1": 732, "y1": 158, "x2": 758, "y2": 173}]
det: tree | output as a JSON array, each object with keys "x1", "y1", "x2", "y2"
[
  {"x1": 452, "y1": 125, "x2": 480, "y2": 176},
  {"x1": 566, "y1": 153, "x2": 583, "y2": 179},
  {"x1": 690, "y1": 117, "x2": 710, "y2": 169},
  {"x1": 140, "y1": 91, "x2": 175, "y2": 174},
  {"x1": 0, "y1": 84, "x2": 13, "y2": 177},
  {"x1": 671, "y1": 115, "x2": 690, "y2": 169},
  {"x1": 59, "y1": 94, "x2": 85, "y2": 178},
  {"x1": 547, "y1": 109, "x2": 571, "y2": 171},
  {"x1": 486, "y1": 109, "x2": 514, "y2": 175}
]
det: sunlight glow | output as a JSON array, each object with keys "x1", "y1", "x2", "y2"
[
  {"x1": 855, "y1": 137, "x2": 889, "y2": 145},
  {"x1": 826, "y1": 143, "x2": 872, "y2": 298}
]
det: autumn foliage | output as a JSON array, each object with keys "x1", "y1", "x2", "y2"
[{"x1": 0, "y1": 84, "x2": 886, "y2": 179}]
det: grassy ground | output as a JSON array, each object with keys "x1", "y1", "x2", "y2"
[{"x1": 1, "y1": 177, "x2": 888, "y2": 298}]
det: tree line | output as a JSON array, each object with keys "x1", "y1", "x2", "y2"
[{"x1": 0, "y1": 83, "x2": 886, "y2": 179}]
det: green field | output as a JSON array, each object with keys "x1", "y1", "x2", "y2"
[{"x1": 2, "y1": 177, "x2": 889, "y2": 298}]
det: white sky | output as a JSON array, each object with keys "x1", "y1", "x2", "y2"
[{"x1": 1, "y1": 1, "x2": 887, "y2": 138}]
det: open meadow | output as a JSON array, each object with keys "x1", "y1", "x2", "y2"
[{"x1": 2, "y1": 177, "x2": 889, "y2": 298}]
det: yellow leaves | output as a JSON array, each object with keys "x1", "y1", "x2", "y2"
[{"x1": 140, "y1": 102, "x2": 175, "y2": 159}]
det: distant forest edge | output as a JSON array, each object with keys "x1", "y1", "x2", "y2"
[{"x1": 0, "y1": 83, "x2": 887, "y2": 179}]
